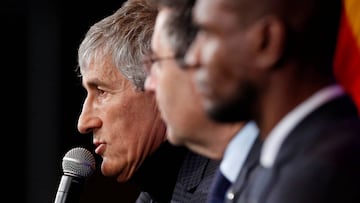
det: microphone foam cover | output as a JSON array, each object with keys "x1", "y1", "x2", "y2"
[{"x1": 62, "y1": 147, "x2": 96, "y2": 178}]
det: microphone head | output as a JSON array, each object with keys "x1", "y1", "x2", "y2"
[{"x1": 62, "y1": 147, "x2": 96, "y2": 178}]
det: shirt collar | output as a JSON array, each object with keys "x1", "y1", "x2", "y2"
[
  {"x1": 220, "y1": 121, "x2": 259, "y2": 182},
  {"x1": 260, "y1": 84, "x2": 345, "y2": 168}
]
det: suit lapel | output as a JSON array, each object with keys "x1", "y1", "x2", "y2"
[{"x1": 228, "y1": 95, "x2": 359, "y2": 203}]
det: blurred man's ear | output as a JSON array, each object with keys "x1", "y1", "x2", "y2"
[{"x1": 250, "y1": 16, "x2": 286, "y2": 71}]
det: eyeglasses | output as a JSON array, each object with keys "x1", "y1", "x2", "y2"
[{"x1": 142, "y1": 52, "x2": 185, "y2": 75}]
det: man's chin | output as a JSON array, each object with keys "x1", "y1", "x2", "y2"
[
  {"x1": 205, "y1": 100, "x2": 245, "y2": 123},
  {"x1": 202, "y1": 98, "x2": 225, "y2": 121},
  {"x1": 101, "y1": 162, "x2": 128, "y2": 182},
  {"x1": 166, "y1": 130, "x2": 185, "y2": 147}
]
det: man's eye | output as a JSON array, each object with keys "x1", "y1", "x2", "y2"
[{"x1": 97, "y1": 88, "x2": 105, "y2": 95}]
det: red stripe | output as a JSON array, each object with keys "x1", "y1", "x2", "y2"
[{"x1": 334, "y1": 8, "x2": 360, "y2": 112}]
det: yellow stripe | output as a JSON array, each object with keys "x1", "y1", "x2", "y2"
[{"x1": 344, "y1": 0, "x2": 360, "y2": 45}]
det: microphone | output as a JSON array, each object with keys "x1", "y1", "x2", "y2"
[{"x1": 54, "y1": 147, "x2": 96, "y2": 203}]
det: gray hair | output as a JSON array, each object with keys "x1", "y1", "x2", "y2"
[{"x1": 77, "y1": 0, "x2": 157, "y2": 90}]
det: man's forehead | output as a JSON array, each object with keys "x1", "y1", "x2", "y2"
[
  {"x1": 152, "y1": 8, "x2": 174, "y2": 54},
  {"x1": 193, "y1": 0, "x2": 229, "y2": 23}
]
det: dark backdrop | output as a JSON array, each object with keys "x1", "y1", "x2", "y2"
[{"x1": 4, "y1": 0, "x2": 140, "y2": 202}]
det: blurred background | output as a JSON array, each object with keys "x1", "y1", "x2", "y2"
[{"x1": 3, "y1": 0, "x2": 141, "y2": 202}]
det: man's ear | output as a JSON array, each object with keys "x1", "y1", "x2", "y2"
[{"x1": 248, "y1": 16, "x2": 286, "y2": 71}]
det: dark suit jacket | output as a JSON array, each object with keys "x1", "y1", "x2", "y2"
[
  {"x1": 171, "y1": 151, "x2": 220, "y2": 203},
  {"x1": 134, "y1": 142, "x2": 219, "y2": 203},
  {"x1": 236, "y1": 95, "x2": 360, "y2": 203},
  {"x1": 132, "y1": 141, "x2": 188, "y2": 203}
]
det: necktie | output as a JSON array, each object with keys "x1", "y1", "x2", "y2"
[{"x1": 207, "y1": 169, "x2": 231, "y2": 203}]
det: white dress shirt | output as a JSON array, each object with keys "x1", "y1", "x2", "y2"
[{"x1": 220, "y1": 121, "x2": 259, "y2": 183}]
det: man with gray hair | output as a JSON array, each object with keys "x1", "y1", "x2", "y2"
[{"x1": 76, "y1": 0, "x2": 215, "y2": 202}]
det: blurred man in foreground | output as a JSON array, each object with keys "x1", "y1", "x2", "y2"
[{"x1": 186, "y1": 0, "x2": 360, "y2": 202}]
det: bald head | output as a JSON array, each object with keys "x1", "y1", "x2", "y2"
[{"x1": 226, "y1": 0, "x2": 341, "y2": 72}]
